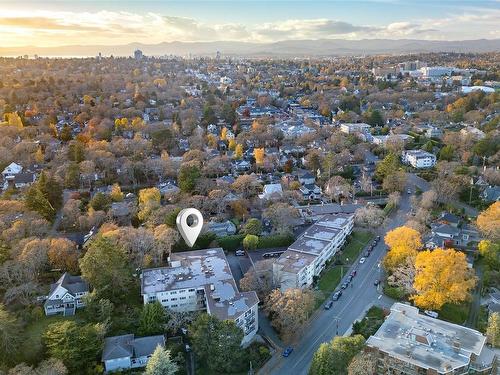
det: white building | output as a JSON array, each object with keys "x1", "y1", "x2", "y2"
[
  {"x1": 141, "y1": 248, "x2": 259, "y2": 345},
  {"x1": 259, "y1": 183, "x2": 283, "y2": 200},
  {"x1": 402, "y1": 150, "x2": 436, "y2": 169},
  {"x1": 420, "y1": 66, "x2": 453, "y2": 78},
  {"x1": 340, "y1": 123, "x2": 371, "y2": 135},
  {"x1": 273, "y1": 213, "x2": 354, "y2": 291},
  {"x1": 44, "y1": 273, "x2": 89, "y2": 316},
  {"x1": 1, "y1": 162, "x2": 23, "y2": 180}
]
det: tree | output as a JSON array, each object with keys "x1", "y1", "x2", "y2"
[
  {"x1": 178, "y1": 165, "x2": 201, "y2": 193},
  {"x1": 47, "y1": 238, "x2": 79, "y2": 273},
  {"x1": 234, "y1": 144, "x2": 243, "y2": 159},
  {"x1": 439, "y1": 145, "x2": 455, "y2": 161},
  {"x1": 79, "y1": 236, "x2": 133, "y2": 302},
  {"x1": 412, "y1": 248, "x2": 476, "y2": 310},
  {"x1": 242, "y1": 218, "x2": 262, "y2": 235},
  {"x1": 138, "y1": 187, "x2": 161, "y2": 221},
  {"x1": 375, "y1": 153, "x2": 400, "y2": 181},
  {"x1": 486, "y1": 312, "x2": 500, "y2": 348},
  {"x1": 240, "y1": 259, "x2": 274, "y2": 301},
  {"x1": 309, "y1": 335, "x2": 365, "y2": 375},
  {"x1": 383, "y1": 226, "x2": 422, "y2": 270},
  {"x1": 243, "y1": 234, "x2": 259, "y2": 250},
  {"x1": 89, "y1": 192, "x2": 111, "y2": 212},
  {"x1": 263, "y1": 203, "x2": 299, "y2": 234},
  {"x1": 110, "y1": 183, "x2": 124, "y2": 202},
  {"x1": 43, "y1": 320, "x2": 104, "y2": 373},
  {"x1": 265, "y1": 288, "x2": 315, "y2": 341},
  {"x1": 25, "y1": 184, "x2": 55, "y2": 221},
  {"x1": 189, "y1": 313, "x2": 245, "y2": 373},
  {"x1": 478, "y1": 240, "x2": 499, "y2": 268},
  {"x1": 254, "y1": 147, "x2": 265, "y2": 165},
  {"x1": 382, "y1": 171, "x2": 407, "y2": 193},
  {"x1": 82, "y1": 292, "x2": 113, "y2": 324},
  {"x1": 364, "y1": 108, "x2": 384, "y2": 126},
  {"x1": 0, "y1": 303, "x2": 21, "y2": 364},
  {"x1": 8, "y1": 358, "x2": 67, "y2": 375},
  {"x1": 139, "y1": 301, "x2": 167, "y2": 336},
  {"x1": 477, "y1": 202, "x2": 500, "y2": 241},
  {"x1": 232, "y1": 175, "x2": 261, "y2": 198},
  {"x1": 348, "y1": 353, "x2": 377, "y2": 375},
  {"x1": 354, "y1": 206, "x2": 385, "y2": 228},
  {"x1": 324, "y1": 176, "x2": 351, "y2": 202},
  {"x1": 145, "y1": 346, "x2": 179, "y2": 375}
]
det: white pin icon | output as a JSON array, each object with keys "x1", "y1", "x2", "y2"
[{"x1": 176, "y1": 208, "x2": 203, "y2": 247}]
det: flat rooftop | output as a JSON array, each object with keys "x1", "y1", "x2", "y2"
[
  {"x1": 274, "y1": 249, "x2": 316, "y2": 273},
  {"x1": 141, "y1": 248, "x2": 258, "y2": 321},
  {"x1": 366, "y1": 303, "x2": 489, "y2": 374}
]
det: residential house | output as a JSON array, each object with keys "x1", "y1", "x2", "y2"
[
  {"x1": 1, "y1": 162, "x2": 22, "y2": 180},
  {"x1": 102, "y1": 334, "x2": 165, "y2": 372},
  {"x1": 205, "y1": 220, "x2": 237, "y2": 237},
  {"x1": 402, "y1": 149, "x2": 436, "y2": 169},
  {"x1": 298, "y1": 171, "x2": 316, "y2": 185},
  {"x1": 299, "y1": 183, "x2": 322, "y2": 200},
  {"x1": 482, "y1": 186, "x2": 500, "y2": 202},
  {"x1": 13, "y1": 172, "x2": 36, "y2": 188},
  {"x1": 141, "y1": 248, "x2": 259, "y2": 345},
  {"x1": 44, "y1": 273, "x2": 89, "y2": 316},
  {"x1": 259, "y1": 183, "x2": 283, "y2": 200},
  {"x1": 273, "y1": 213, "x2": 354, "y2": 291},
  {"x1": 365, "y1": 303, "x2": 497, "y2": 375},
  {"x1": 425, "y1": 213, "x2": 480, "y2": 250}
]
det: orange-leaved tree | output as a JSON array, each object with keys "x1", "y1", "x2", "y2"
[
  {"x1": 412, "y1": 248, "x2": 476, "y2": 310},
  {"x1": 383, "y1": 226, "x2": 422, "y2": 270},
  {"x1": 477, "y1": 202, "x2": 500, "y2": 241}
]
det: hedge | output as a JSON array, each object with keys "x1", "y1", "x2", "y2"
[
  {"x1": 216, "y1": 234, "x2": 245, "y2": 251},
  {"x1": 256, "y1": 233, "x2": 294, "y2": 249}
]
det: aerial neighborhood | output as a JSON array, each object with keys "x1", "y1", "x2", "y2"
[{"x1": 0, "y1": 13, "x2": 499, "y2": 375}]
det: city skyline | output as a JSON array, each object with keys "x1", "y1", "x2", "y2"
[{"x1": 0, "y1": 0, "x2": 499, "y2": 48}]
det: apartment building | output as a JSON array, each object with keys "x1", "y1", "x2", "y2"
[
  {"x1": 141, "y1": 248, "x2": 259, "y2": 345},
  {"x1": 273, "y1": 213, "x2": 354, "y2": 291},
  {"x1": 402, "y1": 149, "x2": 437, "y2": 169},
  {"x1": 366, "y1": 303, "x2": 497, "y2": 375},
  {"x1": 340, "y1": 123, "x2": 371, "y2": 135}
]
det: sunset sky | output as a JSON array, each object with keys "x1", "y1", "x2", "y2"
[{"x1": 0, "y1": 0, "x2": 499, "y2": 47}]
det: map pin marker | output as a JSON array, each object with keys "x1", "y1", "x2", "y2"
[{"x1": 176, "y1": 208, "x2": 203, "y2": 247}]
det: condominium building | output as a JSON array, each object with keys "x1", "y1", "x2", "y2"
[
  {"x1": 366, "y1": 303, "x2": 497, "y2": 375},
  {"x1": 402, "y1": 149, "x2": 437, "y2": 169},
  {"x1": 141, "y1": 248, "x2": 259, "y2": 344},
  {"x1": 340, "y1": 123, "x2": 371, "y2": 135},
  {"x1": 273, "y1": 213, "x2": 354, "y2": 291}
]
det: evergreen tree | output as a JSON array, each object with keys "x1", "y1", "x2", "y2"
[
  {"x1": 25, "y1": 184, "x2": 55, "y2": 220},
  {"x1": 145, "y1": 346, "x2": 178, "y2": 375},
  {"x1": 138, "y1": 301, "x2": 167, "y2": 336}
]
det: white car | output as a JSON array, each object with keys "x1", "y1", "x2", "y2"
[
  {"x1": 359, "y1": 257, "x2": 366, "y2": 264},
  {"x1": 424, "y1": 310, "x2": 439, "y2": 318}
]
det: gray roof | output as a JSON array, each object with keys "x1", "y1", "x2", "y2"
[
  {"x1": 49, "y1": 273, "x2": 88, "y2": 297},
  {"x1": 141, "y1": 248, "x2": 258, "y2": 321},
  {"x1": 366, "y1": 303, "x2": 488, "y2": 374},
  {"x1": 102, "y1": 334, "x2": 164, "y2": 361},
  {"x1": 274, "y1": 249, "x2": 316, "y2": 273}
]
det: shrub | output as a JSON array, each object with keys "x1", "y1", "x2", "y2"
[
  {"x1": 256, "y1": 233, "x2": 294, "y2": 248},
  {"x1": 217, "y1": 234, "x2": 245, "y2": 251}
]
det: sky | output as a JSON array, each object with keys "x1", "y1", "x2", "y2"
[{"x1": 0, "y1": 0, "x2": 499, "y2": 47}]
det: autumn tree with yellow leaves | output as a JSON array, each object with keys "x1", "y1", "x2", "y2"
[
  {"x1": 383, "y1": 226, "x2": 422, "y2": 270},
  {"x1": 412, "y1": 248, "x2": 476, "y2": 310},
  {"x1": 254, "y1": 148, "x2": 265, "y2": 165},
  {"x1": 234, "y1": 144, "x2": 243, "y2": 159},
  {"x1": 477, "y1": 202, "x2": 500, "y2": 241}
]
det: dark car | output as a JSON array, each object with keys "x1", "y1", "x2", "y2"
[
  {"x1": 347, "y1": 275, "x2": 353, "y2": 283},
  {"x1": 350, "y1": 270, "x2": 357, "y2": 277},
  {"x1": 376, "y1": 235, "x2": 381, "y2": 241},
  {"x1": 324, "y1": 300, "x2": 334, "y2": 310},
  {"x1": 341, "y1": 282, "x2": 349, "y2": 290},
  {"x1": 283, "y1": 347, "x2": 294, "y2": 357},
  {"x1": 364, "y1": 251, "x2": 370, "y2": 257},
  {"x1": 332, "y1": 291, "x2": 342, "y2": 301},
  {"x1": 374, "y1": 280, "x2": 380, "y2": 286}
]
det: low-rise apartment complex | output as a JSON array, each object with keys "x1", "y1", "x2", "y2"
[
  {"x1": 141, "y1": 248, "x2": 259, "y2": 344},
  {"x1": 273, "y1": 213, "x2": 354, "y2": 291},
  {"x1": 366, "y1": 303, "x2": 497, "y2": 375}
]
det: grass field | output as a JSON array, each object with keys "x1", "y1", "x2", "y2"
[{"x1": 339, "y1": 231, "x2": 374, "y2": 265}]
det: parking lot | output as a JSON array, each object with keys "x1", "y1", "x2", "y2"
[{"x1": 246, "y1": 247, "x2": 288, "y2": 266}]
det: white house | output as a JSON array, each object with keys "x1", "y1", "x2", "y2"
[
  {"x1": 259, "y1": 183, "x2": 283, "y2": 200},
  {"x1": 102, "y1": 334, "x2": 165, "y2": 372},
  {"x1": 1, "y1": 162, "x2": 23, "y2": 180},
  {"x1": 402, "y1": 150, "x2": 436, "y2": 169},
  {"x1": 141, "y1": 248, "x2": 259, "y2": 345},
  {"x1": 44, "y1": 273, "x2": 89, "y2": 316},
  {"x1": 273, "y1": 213, "x2": 354, "y2": 291}
]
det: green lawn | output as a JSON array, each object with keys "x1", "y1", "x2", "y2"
[
  {"x1": 339, "y1": 231, "x2": 373, "y2": 265},
  {"x1": 438, "y1": 302, "x2": 470, "y2": 325},
  {"x1": 20, "y1": 314, "x2": 76, "y2": 364}
]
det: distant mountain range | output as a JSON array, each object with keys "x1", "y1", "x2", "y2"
[{"x1": 1, "y1": 39, "x2": 499, "y2": 58}]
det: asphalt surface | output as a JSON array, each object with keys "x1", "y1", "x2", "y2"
[{"x1": 260, "y1": 173, "x2": 428, "y2": 375}]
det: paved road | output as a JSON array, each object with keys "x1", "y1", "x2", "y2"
[{"x1": 260, "y1": 174, "x2": 426, "y2": 375}]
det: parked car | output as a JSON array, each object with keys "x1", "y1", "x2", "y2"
[
  {"x1": 341, "y1": 282, "x2": 349, "y2": 290},
  {"x1": 235, "y1": 250, "x2": 245, "y2": 256},
  {"x1": 407, "y1": 188, "x2": 412, "y2": 194},
  {"x1": 374, "y1": 280, "x2": 380, "y2": 286},
  {"x1": 359, "y1": 257, "x2": 366, "y2": 264},
  {"x1": 350, "y1": 270, "x2": 357, "y2": 277},
  {"x1": 347, "y1": 275, "x2": 353, "y2": 283},
  {"x1": 283, "y1": 347, "x2": 294, "y2": 357},
  {"x1": 364, "y1": 251, "x2": 370, "y2": 257},
  {"x1": 376, "y1": 235, "x2": 380, "y2": 241},
  {"x1": 332, "y1": 291, "x2": 342, "y2": 301},
  {"x1": 324, "y1": 300, "x2": 333, "y2": 310},
  {"x1": 424, "y1": 310, "x2": 439, "y2": 318}
]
